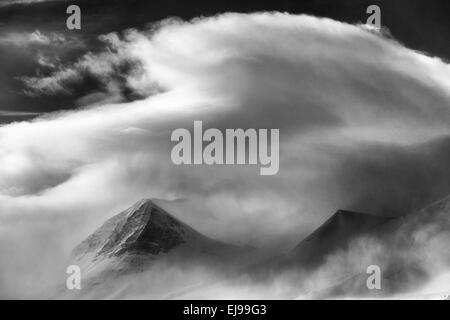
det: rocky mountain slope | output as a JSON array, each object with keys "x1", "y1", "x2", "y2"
[
  {"x1": 72, "y1": 199, "x2": 236, "y2": 261},
  {"x1": 68, "y1": 199, "x2": 252, "y2": 288}
]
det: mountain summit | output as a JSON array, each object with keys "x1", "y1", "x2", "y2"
[
  {"x1": 71, "y1": 199, "x2": 247, "y2": 273},
  {"x1": 63, "y1": 199, "x2": 255, "y2": 299},
  {"x1": 289, "y1": 210, "x2": 393, "y2": 268}
]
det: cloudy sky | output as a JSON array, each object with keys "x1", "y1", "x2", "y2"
[{"x1": 0, "y1": 0, "x2": 449, "y2": 298}]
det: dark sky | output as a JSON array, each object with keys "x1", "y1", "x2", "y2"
[{"x1": 0, "y1": 0, "x2": 448, "y2": 123}]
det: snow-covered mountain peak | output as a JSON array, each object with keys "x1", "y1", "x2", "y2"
[{"x1": 72, "y1": 199, "x2": 209, "y2": 261}]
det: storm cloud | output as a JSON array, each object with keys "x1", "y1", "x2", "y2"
[{"x1": 0, "y1": 12, "x2": 449, "y2": 297}]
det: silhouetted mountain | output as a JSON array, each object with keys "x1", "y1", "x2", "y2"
[
  {"x1": 289, "y1": 210, "x2": 394, "y2": 268},
  {"x1": 302, "y1": 195, "x2": 450, "y2": 298}
]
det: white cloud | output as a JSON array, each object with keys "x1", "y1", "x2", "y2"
[
  {"x1": 21, "y1": 33, "x2": 145, "y2": 100},
  {"x1": 0, "y1": 30, "x2": 68, "y2": 46},
  {"x1": 0, "y1": 0, "x2": 67, "y2": 7}
]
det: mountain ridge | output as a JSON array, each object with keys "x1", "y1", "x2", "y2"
[
  {"x1": 70, "y1": 198, "x2": 256, "y2": 282},
  {"x1": 65, "y1": 194, "x2": 450, "y2": 299},
  {"x1": 286, "y1": 209, "x2": 395, "y2": 269}
]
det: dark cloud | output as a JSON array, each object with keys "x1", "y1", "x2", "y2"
[{"x1": 1, "y1": 0, "x2": 449, "y2": 119}]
